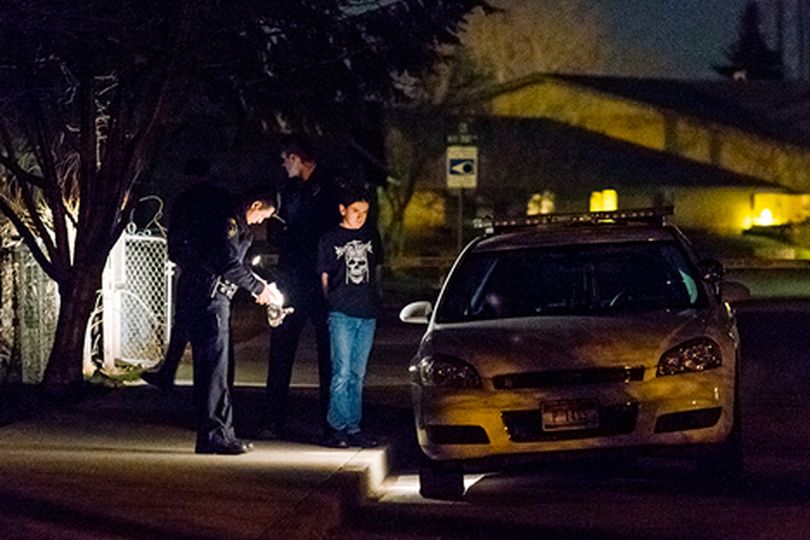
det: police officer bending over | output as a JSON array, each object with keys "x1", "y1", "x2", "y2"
[{"x1": 170, "y1": 184, "x2": 281, "y2": 455}]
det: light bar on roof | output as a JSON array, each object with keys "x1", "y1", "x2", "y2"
[{"x1": 473, "y1": 206, "x2": 674, "y2": 234}]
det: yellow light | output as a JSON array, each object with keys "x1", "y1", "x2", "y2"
[
  {"x1": 753, "y1": 208, "x2": 776, "y2": 226},
  {"x1": 601, "y1": 189, "x2": 618, "y2": 211},
  {"x1": 590, "y1": 189, "x2": 618, "y2": 212},
  {"x1": 589, "y1": 191, "x2": 603, "y2": 212}
]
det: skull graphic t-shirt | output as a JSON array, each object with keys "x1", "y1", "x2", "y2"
[{"x1": 317, "y1": 224, "x2": 383, "y2": 318}]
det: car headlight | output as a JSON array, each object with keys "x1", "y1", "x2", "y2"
[
  {"x1": 657, "y1": 338, "x2": 722, "y2": 376},
  {"x1": 410, "y1": 354, "x2": 482, "y2": 388}
]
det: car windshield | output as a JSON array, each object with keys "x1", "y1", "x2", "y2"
[{"x1": 435, "y1": 241, "x2": 706, "y2": 322}]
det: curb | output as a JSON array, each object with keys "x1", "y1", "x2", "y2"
[{"x1": 263, "y1": 444, "x2": 391, "y2": 539}]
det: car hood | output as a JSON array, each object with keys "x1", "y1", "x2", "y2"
[{"x1": 423, "y1": 310, "x2": 714, "y2": 377}]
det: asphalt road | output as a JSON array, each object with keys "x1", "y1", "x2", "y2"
[
  {"x1": 327, "y1": 297, "x2": 810, "y2": 540},
  {"x1": 4, "y1": 272, "x2": 810, "y2": 539}
]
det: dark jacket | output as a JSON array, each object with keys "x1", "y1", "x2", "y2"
[
  {"x1": 273, "y1": 167, "x2": 340, "y2": 293},
  {"x1": 170, "y1": 183, "x2": 264, "y2": 301}
]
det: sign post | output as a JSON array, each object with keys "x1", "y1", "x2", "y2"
[{"x1": 446, "y1": 123, "x2": 478, "y2": 252}]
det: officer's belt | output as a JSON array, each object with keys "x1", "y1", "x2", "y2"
[{"x1": 212, "y1": 276, "x2": 238, "y2": 299}]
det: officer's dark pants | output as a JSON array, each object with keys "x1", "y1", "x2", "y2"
[
  {"x1": 156, "y1": 269, "x2": 236, "y2": 388},
  {"x1": 267, "y1": 285, "x2": 331, "y2": 431},
  {"x1": 157, "y1": 304, "x2": 235, "y2": 388},
  {"x1": 190, "y1": 293, "x2": 235, "y2": 447}
]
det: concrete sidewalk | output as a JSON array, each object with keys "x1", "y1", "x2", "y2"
[
  {"x1": 0, "y1": 283, "x2": 427, "y2": 539},
  {"x1": 0, "y1": 384, "x2": 413, "y2": 539}
]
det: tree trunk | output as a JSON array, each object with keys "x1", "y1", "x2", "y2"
[{"x1": 42, "y1": 262, "x2": 104, "y2": 399}]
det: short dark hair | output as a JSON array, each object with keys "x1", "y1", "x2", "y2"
[
  {"x1": 280, "y1": 134, "x2": 317, "y2": 163},
  {"x1": 339, "y1": 188, "x2": 370, "y2": 208},
  {"x1": 240, "y1": 185, "x2": 277, "y2": 212}
]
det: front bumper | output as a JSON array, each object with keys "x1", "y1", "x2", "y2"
[{"x1": 414, "y1": 367, "x2": 735, "y2": 462}]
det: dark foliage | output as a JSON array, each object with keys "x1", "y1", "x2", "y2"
[
  {"x1": 714, "y1": 1, "x2": 784, "y2": 80},
  {"x1": 0, "y1": 0, "x2": 487, "y2": 392}
]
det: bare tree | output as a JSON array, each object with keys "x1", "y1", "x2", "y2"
[
  {"x1": 382, "y1": 0, "x2": 610, "y2": 257},
  {"x1": 461, "y1": 0, "x2": 610, "y2": 84}
]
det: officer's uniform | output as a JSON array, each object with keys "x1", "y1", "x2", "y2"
[{"x1": 170, "y1": 183, "x2": 265, "y2": 451}]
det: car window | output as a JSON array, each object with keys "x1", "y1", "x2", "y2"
[{"x1": 435, "y1": 241, "x2": 706, "y2": 322}]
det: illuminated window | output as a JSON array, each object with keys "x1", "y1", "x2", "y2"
[{"x1": 590, "y1": 189, "x2": 618, "y2": 212}]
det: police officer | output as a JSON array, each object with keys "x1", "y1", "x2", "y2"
[{"x1": 172, "y1": 183, "x2": 281, "y2": 455}]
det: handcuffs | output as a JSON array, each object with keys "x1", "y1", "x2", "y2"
[
  {"x1": 266, "y1": 302, "x2": 295, "y2": 327},
  {"x1": 212, "y1": 276, "x2": 293, "y2": 327},
  {"x1": 259, "y1": 280, "x2": 294, "y2": 327}
]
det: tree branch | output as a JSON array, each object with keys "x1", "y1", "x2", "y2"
[
  {"x1": 0, "y1": 194, "x2": 62, "y2": 283},
  {"x1": 0, "y1": 121, "x2": 59, "y2": 260},
  {"x1": 124, "y1": 3, "x2": 193, "y2": 174},
  {"x1": 31, "y1": 100, "x2": 71, "y2": 271},
  {"x1": 0, "y1": 154, "x2": 46, "y2": 189},
  {"x1": 76, "y1": 59, "x2": 99, "y2": 237},
  {"x1": 0, "y1": 117, "x2": 47, "y2": 189}
]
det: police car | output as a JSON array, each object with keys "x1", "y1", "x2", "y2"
[{"x1": 400, "y1": 208, "x2": 748, "y2": 499}]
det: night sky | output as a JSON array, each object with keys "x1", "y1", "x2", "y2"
[{"x1": 598, "y1": 0, "x2": 788, "y2": 79}]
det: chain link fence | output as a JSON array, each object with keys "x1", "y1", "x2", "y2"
[
  {"x1": 0, "y1": 246, "x2": 17, "y2": 385},
  {"x1": 0, "y1": 242, "x2": 60, "y2": 384},
  {"x1": 0, "y1": 228, "x2": 171, "y2": 384}
]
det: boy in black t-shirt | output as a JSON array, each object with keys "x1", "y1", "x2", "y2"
[{"x1": 316, "y1": 189, "x2": 383, "y2": 448}]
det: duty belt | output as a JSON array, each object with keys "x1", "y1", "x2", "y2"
[{"x1": 212, "y1": 277, "x2": 238, "y2": 299}]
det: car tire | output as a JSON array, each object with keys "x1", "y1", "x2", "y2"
[{"x1": 418, "y1": 457, "x2": 465, "y2": 500}]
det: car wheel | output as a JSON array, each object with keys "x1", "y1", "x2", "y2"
[
  {"x1": 697, "y1": 368, "x2": 743, "y2": 483},
  {"x1": 418, "y1": 457, "x2": 465, "y2": 500}
]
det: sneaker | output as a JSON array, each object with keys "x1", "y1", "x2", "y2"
[
  {"x1": 322, "y1": 430, "x2": 350, "y2": 449},
  {"x1": 347, "y1": 431, "x2": 379, "y2": 448}
]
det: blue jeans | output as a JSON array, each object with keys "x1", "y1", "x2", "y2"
[{"x1": 327, "y1": 312, "x2": 376, "y2": 433}]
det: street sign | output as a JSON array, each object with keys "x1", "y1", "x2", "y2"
[{"x1": 446, "y1": 145, "x2": 478, "y2": 189}]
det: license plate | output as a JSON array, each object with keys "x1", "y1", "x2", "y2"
[{"x1": 542, "y1": 400, "x2": 599, "y2": 431}]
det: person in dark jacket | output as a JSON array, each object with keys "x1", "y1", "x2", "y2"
[
  {"x1": 173, "y1": 183, "x2": 281, "y2": 454},
  {"x1": 262, "y1": 135, "x2": 340, "y2": 439},
  {"x1": 142, "y1": 159, "x2": 212, "y2": 391}
]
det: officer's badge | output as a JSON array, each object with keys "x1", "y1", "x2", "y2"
[{"x1": 226, "y1": 218, "x2": 238, "y2": 238}]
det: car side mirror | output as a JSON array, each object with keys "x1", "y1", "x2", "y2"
[
  {"x1": 699, "y1": 258, "x2": 724, "y2": 283},
  {"x1": 720, "y1": 281, "x2": 750, "y2": 303},
  {"x1": 399, "y1": 301, "x2": 432, "y2": 325}
]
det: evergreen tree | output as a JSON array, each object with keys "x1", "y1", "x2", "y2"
[{"x1": 715, "y1": 1, "x2": 784, "y2": 80}]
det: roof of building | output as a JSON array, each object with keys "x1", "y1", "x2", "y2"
[
  {"x1": 457, "y1": 73, "x2": 810, "y2": 148},
  {"x1": 473, "y1": 114, "x2": 788, "y2": 193}
]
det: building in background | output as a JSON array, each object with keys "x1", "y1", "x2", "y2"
[{"x1": 383, "y1": 73, "x2": 810, "y2": 258}]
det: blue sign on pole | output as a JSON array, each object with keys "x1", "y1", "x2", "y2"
[{"x1": 446, "y1": 146, "x2": 478, "y2": 189}]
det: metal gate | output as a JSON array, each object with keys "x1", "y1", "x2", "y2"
[
  {"x1": 0, "y1": 227, "x2": 171, "y2": 383},
  {"x1": 101, "y1": 227, "x2": 172, "y2": 373}
]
